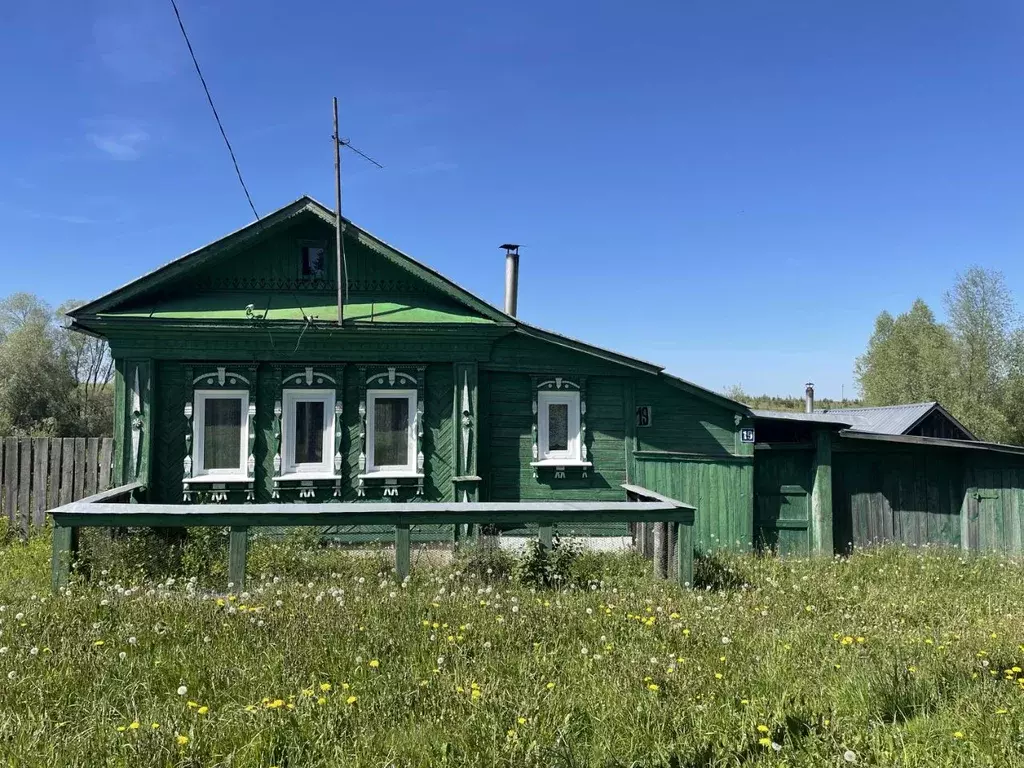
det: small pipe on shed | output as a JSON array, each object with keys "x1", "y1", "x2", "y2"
[{"x1": 805, "y1": 382, "x2": 815, "y2": 414}]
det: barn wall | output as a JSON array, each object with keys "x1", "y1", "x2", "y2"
[
  {"x1": 962, "y1": 453, "x2": 1024, "y2": 554},
  {"x1": 833, "y1": 441, "x2": 964, "y2": 551}
]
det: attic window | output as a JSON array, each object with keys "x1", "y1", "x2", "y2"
[{"x1": 301, "y1": 245, "x2": 326, "y2": 278}]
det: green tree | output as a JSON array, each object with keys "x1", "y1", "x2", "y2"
[
  {"x1": 943, "y1": 267, "x2": 1014, "y2": 441},
  {"x1": 855, "y1": 299, "x2": 957, "y2": 407},
  {"x1": 0, "y1": 294, "x2": 77, "y2": 435}
]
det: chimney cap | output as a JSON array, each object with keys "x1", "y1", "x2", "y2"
[{"x1": 499, "y1": 243, "x2": 520, "y2": 252}]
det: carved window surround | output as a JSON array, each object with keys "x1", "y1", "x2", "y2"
[
  {"x1": 357, "y1": 365, "x2": 426, "y2": 498},
  {"x1": 271, "y1": 365, "x2": 345, "y2": 500},
  {"x1": 183, "y1": 365, "x2": 257, "y2": 503},
  {"x1": 530, "y1": 375, "x2": 591, "y2": 479}
]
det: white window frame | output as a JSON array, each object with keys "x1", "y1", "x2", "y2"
[
  {"x1": 193, "y1": 389, "x2": 249, "y2": 479},
  {"x1": 365, "y1": 388, "x2": 418, "y2": 475},
  {"x1": 538, "y1": 390, "x2": 581, "y2": 462},
  {"x1": 281, "y1": 389, "x2": 336, "y2": 477}
]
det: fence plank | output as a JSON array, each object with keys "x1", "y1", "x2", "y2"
[
  {"x1": 98, "y1": 438, "x2": 113, "y2": 492},
  {"x1": 59, "y1": 439, "x2": 75, "y2": 506},
  {"x1": 18, "y1": 440, "x2": 32, "y2": 536},
  {"x1": 2, "y1": 438, "x2": 15, "y2": 524},
  {"x1": 32, "y1": 438, "x2": 48, "y2": 528},
  {"x1": 85, "y1": 438, "x2": 99, "y2": 497},
  {"x1": 47, "y1": 438, "x2": 62, "y2": 511},
  {"x1": 73, "y1": 438, "x2": 87, "y2": 501}
]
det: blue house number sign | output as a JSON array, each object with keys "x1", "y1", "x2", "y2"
[{"x1": 740, "y1": 427, "x2": 756, "y2": 443}]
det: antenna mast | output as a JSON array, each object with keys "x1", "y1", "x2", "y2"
[{"x1": 333, "y1": 97, "x2": 344, "y2": 327}]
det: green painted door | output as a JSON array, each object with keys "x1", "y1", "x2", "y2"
[{"x1": 754, "y1": 449, "x2": 813, "y2": 556}]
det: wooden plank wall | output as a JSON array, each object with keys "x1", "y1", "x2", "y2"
[
  {"x1": 633, "y1": 455, "x2": 754, "y2": 552},
  {"x1": 0, "y1": 437, "x2": 113, "y2": 535}
]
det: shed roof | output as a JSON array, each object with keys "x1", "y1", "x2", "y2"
[
  {"x1": 751, "y1": 409, "x2": 853, "y2": 426},
  {"x1": 815, "y1": 402, "x2": 976, "y2": 439}
]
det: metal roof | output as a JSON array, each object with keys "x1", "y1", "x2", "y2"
[
  {"x1": 815, "y1": 402, "x2": 940, "y2": 436},
  {"x1": 751, "y1": 409, "x2": 853, "y2": 426}
]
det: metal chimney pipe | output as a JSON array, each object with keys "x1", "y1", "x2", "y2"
[
  {"x1": 501, "y1": 244, "x2": 520, "y2": 317},
  {"x1": 805, "y1": 382, "x2": 815, "y2": 414}
]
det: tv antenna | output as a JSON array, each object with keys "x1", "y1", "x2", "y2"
[{"x1": 332, "y1": 96, "x2": 383, "y2": 327}]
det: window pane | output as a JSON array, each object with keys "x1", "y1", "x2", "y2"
[
  {"x1": 548, "y1": 403, "x2": 569, "y2": 452},
  {"x1": 204, "y1": 398, "x2": 241, "y2": 470},
  {"x1": 294, "y1": 400, "x2": 325, "y2": 465},
  {"x1": 302, "y1": 246, "x2": 325, "y2": 277},
  {"x1": 374, "y1": 397, "x2": 409, "y2": 467}
]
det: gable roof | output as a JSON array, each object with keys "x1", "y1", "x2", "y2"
[
  {"x1": 815, "y1": 402, "x2": 977, "y2": 439},
  {"x1": 68, "y1": 195, "x2": 752, "y2": 416},
  {"x1": 70, "y1": 196, "x2": 509, "y2": 324}
]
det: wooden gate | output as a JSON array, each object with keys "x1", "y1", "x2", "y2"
[
  {"x1": 0, "y1": 437, "x2": 114, "y2": 536},
  {"x1": 754, "y1": 447, "x2": 813, "y2": 555}
]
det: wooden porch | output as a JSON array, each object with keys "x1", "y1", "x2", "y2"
[{"x1": 49, "y1": 484, "x2": 696, "y2": 591}]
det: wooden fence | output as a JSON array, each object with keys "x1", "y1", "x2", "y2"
[{"x1": 0, "y1": 437, "x2": 114, "y2": 535}]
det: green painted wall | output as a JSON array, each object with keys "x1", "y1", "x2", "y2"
[
  {"x1": 753, "y1": 447, "x2": 812, "y2": 555},
  {"x1": 150, "y1": 361, "x2": 455, "y2": 506},
  {"x1": 633, "y1": 455, "x2": 753, "y2": 552},
  {"x1": 634, "y1": 378, "x2": 739, "y2": 457},
  {"x1": 962, "y1": 453, "x2": 1024, "y2": 554}
]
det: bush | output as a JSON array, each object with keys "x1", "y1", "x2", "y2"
[
  {"x1": 515, "y1": 535, "x2": 582, "y2": 588},
  {"x1": 453, "y1": 542, "x2": 516, "y2": 583}
]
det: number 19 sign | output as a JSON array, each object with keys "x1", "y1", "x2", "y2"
[{"x1": 636, "y1": 405, "x2": 652, "y2": 427}]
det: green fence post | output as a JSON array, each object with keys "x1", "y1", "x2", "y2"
[
  {"x1": 228, "y1": 526, "x2": 248, "y2": 592},
  {"x1": 675, "y1": 520, "x2": 693, "y2": 588},
  {"x1": 51, "y1": 523, "x2": 78, "y2": 592},
  {"x1": 395, "y1": 524, "x2": 411, "y2": 582}
]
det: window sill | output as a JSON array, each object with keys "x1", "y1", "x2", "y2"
[
  {"x1": 275, "y1": 472, "x2": 339, "y2": 482},
  {"x1": 184, "y1": 475, "x2": 250, "y2": 484},
  {"x1": 358, "y1": 471, "x2": 425, "y2": 480},
  {"x1": 530, "y1": 460, "x2": 592, "y2": 468}
]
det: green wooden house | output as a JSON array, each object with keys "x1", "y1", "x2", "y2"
[
  {"x1": 67, "y1": 196, "x2": 757, "y2": 548},
  {"x1": 66, "y1": 195, "x2": 1024, "y2": 557}
]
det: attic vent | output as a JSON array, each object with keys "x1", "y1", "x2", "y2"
[{"x1": 301, "y1": 244, "x2": 327, "y2": 278}]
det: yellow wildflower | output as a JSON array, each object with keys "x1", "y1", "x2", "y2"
[
  {"x1": 546, "y1": 682, "x2": 556, "y2": 690},
  {"x1": 176, "y1": 735, "x2": 189, "y2": 746},
  {"x1": 320, "y1": 682, "x2": 331, "y2": 692},
  {"x1": 647, "y1": 683, "x2": 659, "y2": 691},
  {"x1": 346, "y1": 695, "x2": 358, "y2": 705},
  {"x1": 128, "y1": 721, "x2": 140, "y2": 730},
  {"x1": 197, "y1": 706, "x2": 209, "y2": 715},
  {"x1": 757, "y1": 725, "x2": 770, "y2": 733},
  {"x1": 369, "y1": 659, "x2": 380, "y2": 668},
  {"x1": 758, "y1": 738, "x2": 772, "y2": 747}
]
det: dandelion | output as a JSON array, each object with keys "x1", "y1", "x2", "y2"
[
  {"x1": 843, "y1": 749, "x2": 857, "y2": 763},
  {"x1": 197, "y1": 706, "x2": 209, "y2": 715},
  {"x1": 546, "y1": 682, "x2": 556, "y2": 690},
  {"x1": 757, "y1": 725, "x2": 770, "y2": 733},
  {"x1": 177, "y1": 686, "x2": 188, "y2": 696},
  {"x1": 647, "y1": 683, "x2": 659, "y2": 691},
  {"x1": 176, "y1": 735, "x2": 189, "y2": 746},
  {"x1": 7, "y1": 671, "x2": 15, "y2": 680},
  {"x1": 518, "y1": 717, "x2": 527, "y2": 725},
  {"x1": 29, "y1": 647, "x2": 38, "y2": 656},
  {"x1": 954, "y1": 731, "x2": 965, "y2": 739},
  {"x1": 346, "y1": 695, "x2": 357, "y2": 705},
  {"x1": 128, "y1": 637, "x2": 137, "y2": 645},
  {"x1": 368, "y1": 659, "x2": 380, "y2": 668},
  {"x1": 320, "y1": 682, "x2": 331, "y2": 692},
  {"x1": 128, "y1": 721, "x2": 139, "y2": 730},
  {"x1": 151, "y1": 723, "x2": 159, "y2": 729},
  {"x1": 758, "y1": 738, "x2": 772, "y2": 747}
]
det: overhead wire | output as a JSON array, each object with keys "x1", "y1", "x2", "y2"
[{"x1": 169, "y1": 0, "x2": 260, "y2": 221}]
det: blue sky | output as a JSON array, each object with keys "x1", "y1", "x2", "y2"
[{"x1": 1, "y1": 1, "x2": 1022, "y2": 398}]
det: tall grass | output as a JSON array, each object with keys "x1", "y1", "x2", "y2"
[{"x1": 0, "y1": 533, "x2": 1021, "y2": 766}]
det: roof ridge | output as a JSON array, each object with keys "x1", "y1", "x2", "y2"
[{"x1": 818, "y1": 402, "x2": 936, "y2": 413}]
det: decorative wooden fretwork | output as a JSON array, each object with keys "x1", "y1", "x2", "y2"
[
  {"x1": 357, "y1": 365, "x2": 426, "y2": 498},
  {"x1": 531, "y1": 375, "x2": 589, "y2": 480},
  {"x1": 182, "y1": 364, "x2": 258, "y2": 503},
  {"x1": 272, "y1": 365, "x2": 345, "y2": 500},
  {"x1": 451, "y1": 363, "x2": 481, "y2": 503},
  {"x1": 130, "y1": 367, "x2": 143, "y2": 480}
]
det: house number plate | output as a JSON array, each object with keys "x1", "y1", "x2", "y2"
[{"x1": 636, "y1": 405, "x2": 652, "y2": 427}]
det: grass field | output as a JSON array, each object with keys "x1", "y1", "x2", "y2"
[{"x1": 0, "y1": 531, "x2": 1022, "y2": 767}]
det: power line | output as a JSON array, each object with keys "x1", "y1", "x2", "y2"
[
  {"x1": 339, "y1": 139, "x2": 384, "y2": 169},
  {"x1": 168, "y1": 0, "x2": 259, "y2": 221}
]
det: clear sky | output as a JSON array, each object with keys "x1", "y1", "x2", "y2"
[{"x1": 1, "y1": 1, "x2": 1022, "y2": 398}]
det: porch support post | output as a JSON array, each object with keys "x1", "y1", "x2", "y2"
[
  {"x1": 666, "y1": 521, "x2": 678, "y2": 578},
  {"x1": 810, "y1": 428, "x2": 834, "y2": 556},
  {"x1": 652, "y1": 521, "x2": 667, "y2": 579},
  {"x1": 228, "y1": 526, "x2": 248, "y2": 591},
  {"x1": 538, "y1": 523, "x2": 553, "y2": 552},
  {"x1": 51, "y1": 523, "x2": 78, "y2": 592},
  {"x1": 395, "y1": 523, "x2": 411, "y2": 581},
  {"x1": 675, "y1": 520, "x2": 693, "y2": 588}
]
